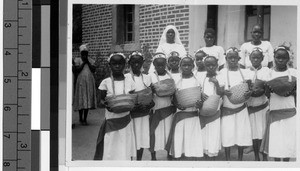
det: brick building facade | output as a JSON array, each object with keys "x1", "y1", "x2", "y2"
[
  {"x1": 73, "y1": 4, "x2": 192, "y2": 87},
  {"x1": 73, "y1": 4, "x2": 297, "y2": 92}
]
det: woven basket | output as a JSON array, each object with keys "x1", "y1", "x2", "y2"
[
  {"x1": 134, "y1": 87, "x2": 153, "y2": 106},
  {"x1": 153, "y1": 78, "x2": 176, "y2": 97},
  {"x1": 105, "y1": 94, "x2": 137, "y2": 113},
  {"x1": 228, "y1": 83, "x2": 249, "y2": 104},
  {"x1": 266, "y1": 76, "x2": 296, "y2": 96},
  {"x1": 175, "y1": 86, "x2": 202, "y2": 108},
  {"x1": 200, "y1": 95, "x2": 220, "y2": 116}
]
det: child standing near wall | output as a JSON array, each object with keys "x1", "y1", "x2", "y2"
[
  {"x1": 219, "y1": 47, "x2": 253, "y2": 161},
  {"x1": 127, "y1": 51, "x2": 155, "y2": 161},
  {"x1": 166, "y1": 55, "x2": 204, "y2": 160},
  {"x1": 240, "y1": 24, "x2": 274, "y2": 69},
  {"x1": 94, "y1": 53, "x2": 136, "y2": 160},
  {"x1": 246, "y1": 47, "x2": 270, "y2": 161},
  {"x1": 199, "y1": 28, "x2": 225, "y2": 70},
  {"x1": 265, "y1": 46, "x2": 296, "y2": 162},
  {"x1": 149, "y1": 53, "x2": 176, "y2": 160}
]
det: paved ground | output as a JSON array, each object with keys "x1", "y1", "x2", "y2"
[{"x1": 72, "y1": 108, "x2": 277, "y2": 161}]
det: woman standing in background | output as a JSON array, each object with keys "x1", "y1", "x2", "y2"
[{"x1": 73, "y1": 44, "x2": 97, "y2": 125}]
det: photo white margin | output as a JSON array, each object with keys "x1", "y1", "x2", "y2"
[{"x1": 63, "y1": 0, "x2": 300, "y2": 170}]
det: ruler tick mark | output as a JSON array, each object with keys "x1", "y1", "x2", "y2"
[
  {"x1": 4, "y1": 19, "x2": 18, "y2": 22},
  {"x1": 18, "y1": 79, "x2": 31, "y2": 81},
  {"x1": 19, "y1": 8, "x2": 32, "y2": 10},
  {"x1": 18, "y1": 61, "x2": 27, "y2": 63},
  {"x1": 19, "y1": 114, "x2": 30, "y2": 116},
  {"x1": 4, "y1": 48, "x2": 18, "y2": 49},
  {"x1": 19, "y1": 26, "x2": 27, "y2": 28},
  {"x1": 17, "y1": 149, "x2": 31, "y2": 151},
  {"x1": 17, "y1": 167, "x2": 26, "y2": 169},
  {"x1": 4, "y1": 75, "x2": 18, "y2": 77}
]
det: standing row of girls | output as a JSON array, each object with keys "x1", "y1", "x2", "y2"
[{"x1": 93, "y1": 24, "x2": 296, "y2": 161}]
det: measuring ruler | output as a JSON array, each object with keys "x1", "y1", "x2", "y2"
[{"x1": 3, "y1": 0, "x2": 32, "y2": 170}]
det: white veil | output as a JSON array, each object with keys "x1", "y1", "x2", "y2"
[{"x1": 158, "y1": 25, "x2": 183, "y2": 47}]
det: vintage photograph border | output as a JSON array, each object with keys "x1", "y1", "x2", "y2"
[{"x1": 62, "y1": 0, "x2": 300, "y2": 169}]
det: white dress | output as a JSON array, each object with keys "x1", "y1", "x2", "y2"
[
  {"x1": 170, "y1": 75, "x2": 203, "y2": 158},
  {"x1": 200, "y1": 45, "x2": 225, "y2": 67},
  {"x1": 98, "y1": 74, "x2": 136, "y2": 160},
  {"x1": 125, "y1": 73, "x2": 151, "y2": 150},
  {"x1": 198, "y1": 72, "x2": 223, "y2": 157},
  {"x1": 149, "y1": 72, "x2": 174, "y2": 151},
  {"x1": 268, "y1": 68, "x2": 297, "y2": 158},
  {"x1": 239, "y1": 41, "x2": 274, "y2": 68},
  {"x1": 219, "y1": 68, "x2": 253, "y2": 147},
  {"x1": 247, "y1": 67, "x2": 270, "y2": 140}
]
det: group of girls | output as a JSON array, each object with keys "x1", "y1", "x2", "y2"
[{"x1": 93, "y1": 24, "x2": 296, "y2": 161}]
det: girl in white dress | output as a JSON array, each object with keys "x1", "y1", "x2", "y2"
[
  {"x1": 194, "y1": 50, "x2": 207, "y2": 81},
  {"x1": 148, "y1": 25, "x2": 187, "y2": 73},
  {"x1": 167, "y1": 51, "x2": 181, "y2": 80},
  {"x1": 198, "y1": 56, "x2": 224, "y2": 160},
  {"x1": 219, "y1": 47, "x2": 253, "y2": 161},
  {"x1": 239, "y1": 24, "x2": 274, "y2": 69},
  {"x1": 246, "y1": 47, "x2": 270, "y2": 161},
  {"x1": 126, "y1": 51, "x2": 154, "y2": 160},
  {"x1": 200, "y1": 28, "x2": 225, "y2": 70},
  {"x1": 149, "y1": 53, "x2": 175, "y2": 160},
  {"x1": 94, "y1": 53, "x2": 136, "y2": 160},
  {"x1": 166, "y1": 55, "x2": 204, "y2": 160},
  {"x1": 265, "y1": 46, "x2": 296, "y2": 161}
]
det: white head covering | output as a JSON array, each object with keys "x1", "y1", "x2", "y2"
[
  {"x1": 79, "y1": 43, "x2": 89, "y2": 52},
  {"x1": 107, "y1": 52, "x2": 126, "y2": 63},
  {"x1": 158, "y1": 25, "x2": 183, "y2": 47},
  {"x1": 129, "y1": 51, "x2": 144, "y2": 61},
  {"x1": 153, "y1": 52, "x2": 167, "y2": 61}
]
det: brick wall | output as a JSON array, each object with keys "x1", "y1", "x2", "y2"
[
  {"x1": 81, "y1": 4, "x2": 112, "y2": 58},
  {"x1": 80, "y1": 4, "x2": 112, "y2": 87},
  {"x1": 139, "y1": 5, "x2": 190, "y2": 54},
  {"x1": 74, "y1": 4, "x2": 190, "y2": 83}
]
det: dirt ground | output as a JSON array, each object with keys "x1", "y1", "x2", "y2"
[{"x1": 72, "y1": 108, "x2": 291, "y2": 162}]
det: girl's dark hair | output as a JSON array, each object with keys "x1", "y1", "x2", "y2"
[
  {"x1": 204, "y1": 28, "x2": 216, "y2": 36},
  {"x1": 109, "y1": 54, "x2": 126, "y2": 64},
  {"x1": 204, "y1": 56, "x2": 218, "y2": 64},
  {"x1": 195, "y1": 50, "x2": 208, "y2": 57}
]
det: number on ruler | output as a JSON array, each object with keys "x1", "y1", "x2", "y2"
[
  {"x1": 4, "y1": 23, "x2": 12, "y2": 28},
  {"x1": 4, "y1": 79, "x2": 11, "y2": 83},
  {"x1": 20, "y1": 143, "x2": 28, "y2": 149},
  {"x1": 21, "y1": 72, "x2": 28, "y2": 76},
  {"x1": 3, "y1": 162, "x2": 10, "y2": 167},
  {"x1": 22, "y1": 2, "x2": 29, "y2": 5},
  {"x1": 5, "y1": 51, "x2": 11, "y2": 55},
  {"x1": 4, "y1": 106, "x2": 11, "y2": 111},
  {"x1": 4, "y1": 134, "x2": 10, "y2": 139}
]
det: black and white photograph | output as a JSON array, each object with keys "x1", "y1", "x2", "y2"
[{"x1": 66, "y1": 0, "x2": 299, "y2": 168}]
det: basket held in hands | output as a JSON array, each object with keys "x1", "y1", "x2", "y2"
[
  {"x1": 265, "y1": 75, "x2": 296, "y2": 96},
  {"x1": 175, "y1": 86, "x2": 202, "y2": 108},
  {"x1": 228, "y1": 83, "x2": 249, "y2": 104},
  {"x1": 105, "y1": 94, "x2": 137, "y2": 113},
  {"x1": 134, "y1": 87, "x2": 153, "y2": 106},
  {"x1": 153, "y1": 78, "x2": 176, "y2": 97},
  {"x1": 200, "y1": 94, "x2": 220, "y2": 116}
]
